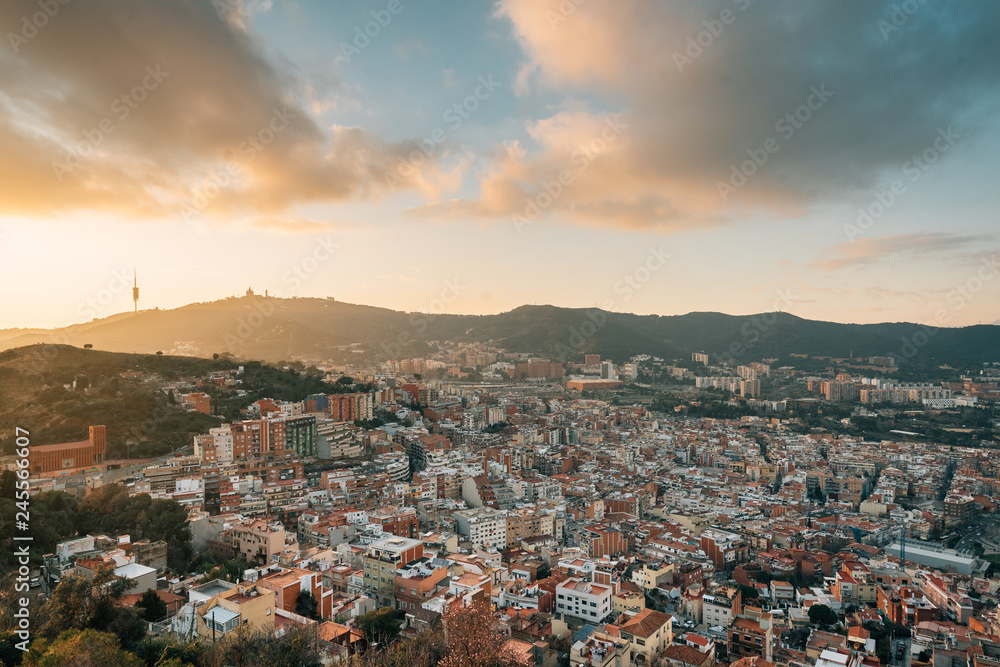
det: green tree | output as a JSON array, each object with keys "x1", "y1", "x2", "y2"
[
  {"x1": 295, "y1": 590, "x2": 320, "y2": 620},
  {"x1": 137, "y1": 589, "x2": 169, "y2": 622},
  {"x1": 0, "y1": 630, "x2": 25, "y2": 666},
  {"x1": 808, "y1": 604, "x2": 838, "y2": 626},
  {"x1": 75, "y1": 486, "x2": 192, "y2": 570},
  {"x1": 22, "y1": 629, "x2": 143, "y2": 667},
  {"x1": 207, "y1": 625, "x2": 320, "y2": 667},
  {"x1": 357, "y1": 607, "x2": 404, "y2": 647},
  {"x1": 155, "y1": 658, "x2": 194, "y2": 667},
  {"x1": 36, "y1": 564, "x2": 134, "y2": 639}
]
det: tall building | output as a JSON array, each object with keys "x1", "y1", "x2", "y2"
[
  {"x1": 453, "y1": 507, "x2": 508, "y2": 550},
  {"x1": 196, "y1": 416, "x2": 316, "y2": 463},
  {"x1": 740, "y1": 379, "x2": 761, "y2": 399},
  {"x1": 329, "y1": 393, "x2": 374, "y2": 422},
  {"x1": 362, "y1": 536, "x2": 424, "y2": 606}
]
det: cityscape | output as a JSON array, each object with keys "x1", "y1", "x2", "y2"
[{"x1": 2, "y1": 2, "x2": 1000, "y2": 667}]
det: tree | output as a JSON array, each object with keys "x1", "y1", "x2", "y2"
[
  {"x1": 22, "y1": 629, "x2": 144, "y2": 667},
  {"x1": 0, "y1": 470, "x2": 15, "y2": 500},
  {"x1": 206, "y1": 625, "x2": 320, "y2": 667},
  {"x1": 808, "y1": 604, "x2": 838, "y2": 626},
  {"x1": 440, "y1": 599, "x2": 531, "y2": 667},
  {"x1": 295, "y1": 590, "x2": 320, "y2": 620},
  {"x1": 84, "y1": 344, "x2": 93, "y2": 350},
  {"x1": 0, "y1": 630, "x2": 25, "y2": 666},
  {"x1": 357, "y1": 607, "x2": 404, "y2": 647},
  {"x1": 36, "y1": 564, "x2": 134, "y2": 640},
  {"x1": 197, "y1": 559, "x2": 246, "y2": 584},
  {"x1": 137, "y1": 589, "x2": 169, "y2": 622}
]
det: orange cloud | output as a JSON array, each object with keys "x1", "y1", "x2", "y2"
[{"x1": 0, "y1": 0, "x2": 447, "y2": 221}]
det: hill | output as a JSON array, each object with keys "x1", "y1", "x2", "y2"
[
  {"x1": 1, "y1": 297, "x2": 998, "y2": 370},
  {"x1": 0, "y1": 345, "x2": 356, "y2": 458}
]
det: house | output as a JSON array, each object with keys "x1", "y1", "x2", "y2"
[
  {"x1": 196, "y1": 583, "x2": 276, "y2": 640},
  {"x1": 570, "y1": 631, "x2": 632, "y2": 667},
  {"x1": 618, "y1": 608, "x2": 673, "y2": 663},
  {"x1": 662, "y1": 644, "x2": 715, "y2": 667}
]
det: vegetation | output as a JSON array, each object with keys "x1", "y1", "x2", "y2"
[
  {"x1": 295, "y1": 590, "x2": 320, "y2": 621},
  {"x1": 808, "y1": 604, "x2": 838, "y2": 626},
  {"x1": 22, "y1": 628, "x2": 145, "y2": 667},
  {"x1": 136, "y1": 590, "x2": 169, "y2": 623},
  {"x1": 0, "y1": 487, "x2": 192, "y2": 570},
  {"x1": 0, "y1": 346, "x2": 378, "y2": 458},
  {"x1": 35, "y1": 564, "x2": 142, "y2": 643},
  {"x1": 355, "y1": 607, "x2": 404, "y2": 646},
  {"x1": 76, "y1": 485, "x2": 193, "y2": 570},
  {"x1": 350, "y1": 599, "x2": 530, "y2": 667},
  {"x1": 196, "y1": 559, "x2": 248, "y2": 584}
]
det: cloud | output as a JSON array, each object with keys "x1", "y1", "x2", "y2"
[
  {"x1": 812, "y1": 233, "x2": 993, "y2": 271},
  {"x1": 247, "y1": 217, "x2": 361, "y2": 233},
  {"x1": 0, "y1": 0, "x2": 447, "y2": 220},
  {"x1": 413, "y1": 0, "x2": 1000, "y2": 229}
]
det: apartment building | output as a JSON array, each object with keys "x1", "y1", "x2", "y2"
[
  {"x1": 230, "y1": 519, "x2": 286, "y2": 566},
  {"x1": 258, "y1": 567, "x2": 334, "y2": 620},
  {"x1": 702, "y1": 589, "x2": 742, "y2": 628},
  {"x1": 700, "y1": 530, "x2": 748, "y2": 571},
  {"x1": 727, "y1": 614, "x2": 774, "y2": 663},
  {"x1": 556, "y1": 577, "x2": 614, "y2": 624},
  {"x1": 362, "y1": 536, "x2": 424, "y2": 606},
  {"x1": 454, "y1": 507, "x2": 508, "y2": 550},
  {"x1": 394, "y1": 557, "x2": 448, "y2": 613}
]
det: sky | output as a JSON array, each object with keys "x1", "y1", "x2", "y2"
[{"x1": 1, "y1": 0, "x2": 999, "y2": 330}]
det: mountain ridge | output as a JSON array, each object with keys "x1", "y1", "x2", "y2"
[{"x1": 1, "y1": 296, "x2": 997, "y2": 368}]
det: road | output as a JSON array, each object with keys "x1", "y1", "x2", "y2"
[{"x1": 891, "y1": 637, "x2": 911, "y2": 667}]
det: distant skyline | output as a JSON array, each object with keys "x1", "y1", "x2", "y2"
[{"x1": 2, "y1": 0, "x2": 999, "y2": 330}]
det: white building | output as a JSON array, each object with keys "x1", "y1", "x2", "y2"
[
  {"x1": 453, "y1": 507, "x2": 507, "y2": 550},
  {"x1": 556, "y1": 577, "x2": 614, "y2": 624}
]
